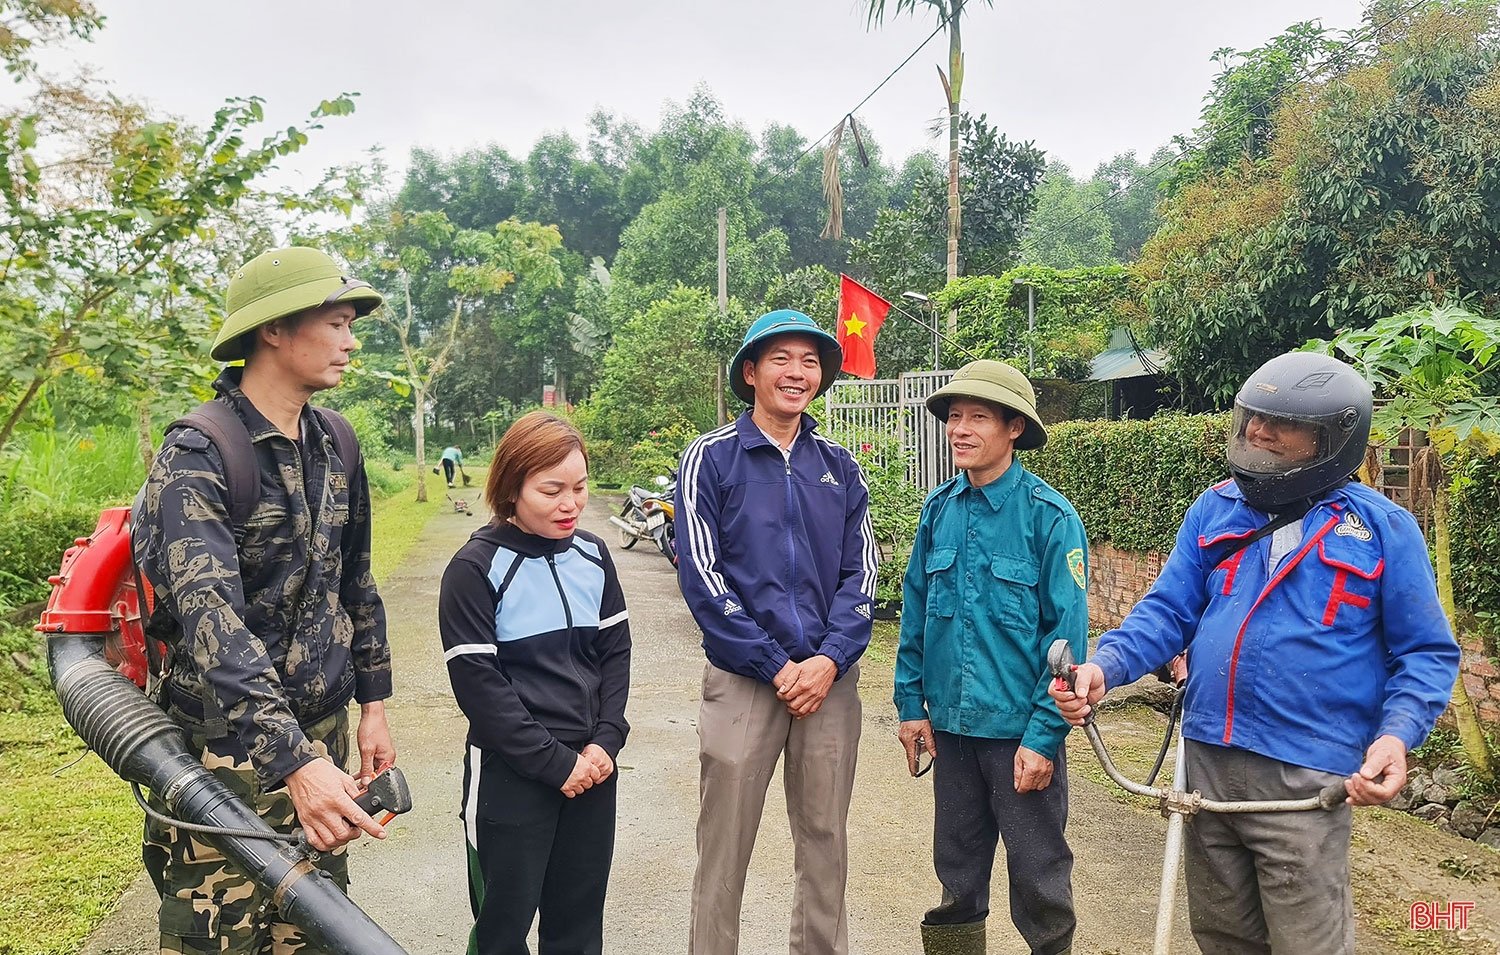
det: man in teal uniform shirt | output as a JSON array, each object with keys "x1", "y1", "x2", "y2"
[{"x1": 894, "y1": 360, "x2": 1088, "y2": 955}]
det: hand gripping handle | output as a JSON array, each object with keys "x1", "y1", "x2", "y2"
[{"x1": 1047, "y1": 638, "x2": 1078, "y2": 692}]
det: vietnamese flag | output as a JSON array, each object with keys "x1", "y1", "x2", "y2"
[{"x1": 837, "y1": 274, "x2": 891, "y2": 379}]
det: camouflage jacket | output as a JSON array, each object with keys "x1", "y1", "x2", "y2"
[{"x1": 132, "y1": 368, "x2": 391, "y2": 787}]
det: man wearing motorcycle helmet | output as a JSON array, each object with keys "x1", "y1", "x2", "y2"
[
  {"x1": 1050, "y1": 352, "x2": 1458, "y2": 954},
  {"x1": 676, "y1": 309, "x2": 875, "y2": 955},
  {"x1": 132, "y1": 247, "x2": 395, "y2": 953}
]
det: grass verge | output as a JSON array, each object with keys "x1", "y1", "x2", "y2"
[
  {"x1": 0, "y1": 464, "x2": 439, "y2": 955},
  {"x1": 864, "y1": 619, "x2": 900, "y2": 668},
  {"x1": 368, "y1": 467, "x2": 442, "y2": 582}
]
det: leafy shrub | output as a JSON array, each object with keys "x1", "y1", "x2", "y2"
[
  {"x1": 574, "y1": 401, "x2": 698, "y2": 488},
  {"x1": 849, "y1": 431, "x2": 929, "y2": 603},
  {"x1": 626, "y1": 422, "x2": 700, "y2": 485},
  {"x1": 1450, "y1": 451, "x2": 1500, "y2": 652},
  {"x1": 1024, "y1": 413, "x2": 1230, "y2": 553},
  {"x1": 0, "y1": 503, "x2": 108, "y2": 606},
  {"x1": 337, "y1": 400, "x2": 396, "y2": 464}
]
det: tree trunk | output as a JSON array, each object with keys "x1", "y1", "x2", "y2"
[
  {"x1": 136, "y1": 396, "x2": 156, "y2": 476},
  {"x1": 0, "y1": 374, "x2": 46, "y2": 455},
  {"x1": 1433, "y1": 479, "x2": 1497, "y2": 780},
  {"x1": 944, "y1": 3, "x2": 963, "y2": 334},
  {"x1": 413, "y1": 384, "x2": 428, "y2": 504}
]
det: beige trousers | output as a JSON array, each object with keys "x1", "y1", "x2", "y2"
[{"x1": 689, "y1": 661, "x2": 862, "y2": 955}]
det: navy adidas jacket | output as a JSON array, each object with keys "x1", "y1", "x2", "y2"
[
  {"x1": 675, "y1": 412, "x2": 877, "y2": 683},
  {"x1": 439, "y1": 522, "x2": 631, "y2": 788}
]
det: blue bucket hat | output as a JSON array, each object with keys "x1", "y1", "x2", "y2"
[{"x1": 730, "y1": 310, "x2": 843, "y2": 405}]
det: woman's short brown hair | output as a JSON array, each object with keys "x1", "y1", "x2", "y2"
[{"x1": 485, "y1": 411, "x2": 588, "y2": 522}]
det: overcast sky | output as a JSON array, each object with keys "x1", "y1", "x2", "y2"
[{"x1": 21, "y1": 0, "x2": 1369, "y2": 191}]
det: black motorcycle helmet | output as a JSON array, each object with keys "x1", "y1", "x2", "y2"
[{"x1": 1227, "y1": 352, "x2": 1372, "y2": 513}]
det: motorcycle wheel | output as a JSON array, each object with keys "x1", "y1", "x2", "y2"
[
  {"x1": 618, "y1": 505, "x2": 643, "y2": 549},
  {"x1": 661, "y1": 526, "x2": 678, "y2": 566}
]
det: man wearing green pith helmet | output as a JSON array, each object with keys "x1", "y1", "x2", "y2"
[
  {"x1": 895, "y1": 359, "x2": 1088, "y2": 955},
  {"x1": 132, "y1": 247, "x2": 396, "y2": 953}
]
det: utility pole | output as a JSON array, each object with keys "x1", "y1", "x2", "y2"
[
  {"x1": 717, "y1": 206, "x2": 728, "y2": 427},
  {"x1": 1026, "y1": 282, "x2": 1035, "y2": 374},
  {"x1": 1013, "y1": 277, "x2": 1036, "y2": 374}
]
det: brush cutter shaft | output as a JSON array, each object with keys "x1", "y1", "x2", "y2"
[{"x1": 1077, "y1": 721, "x2": 1348, "y2": 812}]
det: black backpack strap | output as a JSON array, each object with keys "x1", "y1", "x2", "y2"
[
  {"x1": 1212, "y1": 497, "x2": 1317, "y2": 564},
  {"x1": 168, "y1": 400, "x2": 259, "y2": 528},
  {"x1": 152, "y1": 400, "x2": 255, "y2": 740},
  {"x1": 312, "y1": 407, "x2": 361, "y2": 475}
]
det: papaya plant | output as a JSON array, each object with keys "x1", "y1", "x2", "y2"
[{"x1": 1308, "y1": 303, "x2": 1500, "y2": 781}]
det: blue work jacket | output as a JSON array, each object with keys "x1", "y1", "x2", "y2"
[
  {"x1": 675, "y1": 413, "x2": 876, "y2": 683},
  {"x1": 894, "y1": 462, "x2": 1090, "y2": 759},
  {"x1": 1091, "y1": 480, "x2": 1459, "y2": 776}
]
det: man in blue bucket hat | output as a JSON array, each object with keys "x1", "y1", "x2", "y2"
[{"x1": 677, "y1": 310, "x2": 877, "y2": 955}]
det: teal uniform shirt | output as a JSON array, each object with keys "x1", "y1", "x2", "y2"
[
  {"x1": 894, "y1": 461, "x2": 1089, "y2": 759},
  {"x1": 441, "y1": 447, "x2": 464, "y2": 465}
]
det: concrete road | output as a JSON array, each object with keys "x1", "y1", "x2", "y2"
[{"x1": 86, "y1": 494, "x2": 1198, "y2": 954}]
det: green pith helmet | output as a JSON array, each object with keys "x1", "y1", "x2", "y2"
[
  {"x1": 211, "y1": 247, "x2": 384, "y2": 362},
  {"x1": 925, "y1": 359, "x2": 1048, "y2": 450}
]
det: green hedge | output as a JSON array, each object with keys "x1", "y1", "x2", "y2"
[
  {"x1": 1451, "y1": 451, "x2": 1500, "y2": 651},
  {"x1": 1023, "y1": 413, "x2": 1230, "y2": 553},
  {"x1": 0, "y1": 503, "x2": 107, "y2": 608}
]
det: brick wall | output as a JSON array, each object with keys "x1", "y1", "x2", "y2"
[
  {"x1": 1460, "y1": 638, "x2": 1500, "y2": 726},
  {"x1": 1088, "y1": 542, "x2": 1500, "y2": 726},
  {"x1": 1086, "y1": 543, "x2": 1163, "y2": 632}
]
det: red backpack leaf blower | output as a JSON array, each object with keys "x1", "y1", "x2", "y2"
[{"x1": 37, "y1": 508, "x2": 409, "y2": 955}]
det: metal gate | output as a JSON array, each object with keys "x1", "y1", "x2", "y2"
[
  {"x1": 900, "y1": 370, "x2": 955, "y2": 491},
  {"x1": 824, "y1": 370, "x2": 954, "y2": 492}
]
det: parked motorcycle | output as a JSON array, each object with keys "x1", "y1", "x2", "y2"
[{"x1": 610, "y1": 471, "x2": 677, "y2": 566}]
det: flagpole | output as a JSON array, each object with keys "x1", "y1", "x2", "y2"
[{"x1": 886, "y1": 301, "x2": 981, "y2": 366}]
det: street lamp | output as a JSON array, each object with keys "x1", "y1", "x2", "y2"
[
  {"x1": 1012, "y1": 278, "x2": 1035, "y2": 374},
  {"x1": 902, "y1": 291, "x2": 938, "y2": 370}
]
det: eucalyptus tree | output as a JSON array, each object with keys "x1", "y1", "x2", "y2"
[{"x1": 339, "y1": 211, "x2": 564, "y2": 501}]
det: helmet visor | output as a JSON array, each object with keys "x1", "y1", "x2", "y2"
[{"x1": 1226, "y1": 404, "x2": 1350, "y2": 478}]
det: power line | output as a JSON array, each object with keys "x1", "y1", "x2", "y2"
[
  {"x1": 753, "y1": 11, "x2": 953, "y2": 194},
  {"x1": 966, "y1": 0, "x2": 1431, "y2": 278}
]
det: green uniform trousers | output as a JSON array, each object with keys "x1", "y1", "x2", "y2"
[{"x1": 144, "y1": 708, "x2": 351, "y2": 955}]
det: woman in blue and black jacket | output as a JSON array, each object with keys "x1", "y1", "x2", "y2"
[{"x1": 438, "y1": 411, "x2": 631, "y2": 955}]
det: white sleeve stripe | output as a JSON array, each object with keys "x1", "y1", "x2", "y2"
[
  {"x1": 852, "y1": 463, "x2": 879, "y2": 598},
  {"x1": 599, "y1": 609, "x2": 629, "y2": 629},
  {"x1": 680, "y1": 428, "x2": 738, "y2": 597},
  {"x1": 444, "y1": 643, "x2": 497, "y2": 662},
  {"x1": 679, "y1": 436, "x2": 725, "y2": 596}
]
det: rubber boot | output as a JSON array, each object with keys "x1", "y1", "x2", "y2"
[{"x1": 920, "y1": 919, "x2": 986, "y2": 955}]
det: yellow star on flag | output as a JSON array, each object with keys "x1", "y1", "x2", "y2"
[{"x1": 843, "y1": 314, "x2": 867, "y2": 338}]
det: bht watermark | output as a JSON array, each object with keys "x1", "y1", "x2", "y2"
[{"x1": 1409, "y1": 899, "x2": 1475, "y2": 931}]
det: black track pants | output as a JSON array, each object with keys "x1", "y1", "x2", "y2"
[{"x1": 461, "y1": 745, "x2": 617, "y2": 955}]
